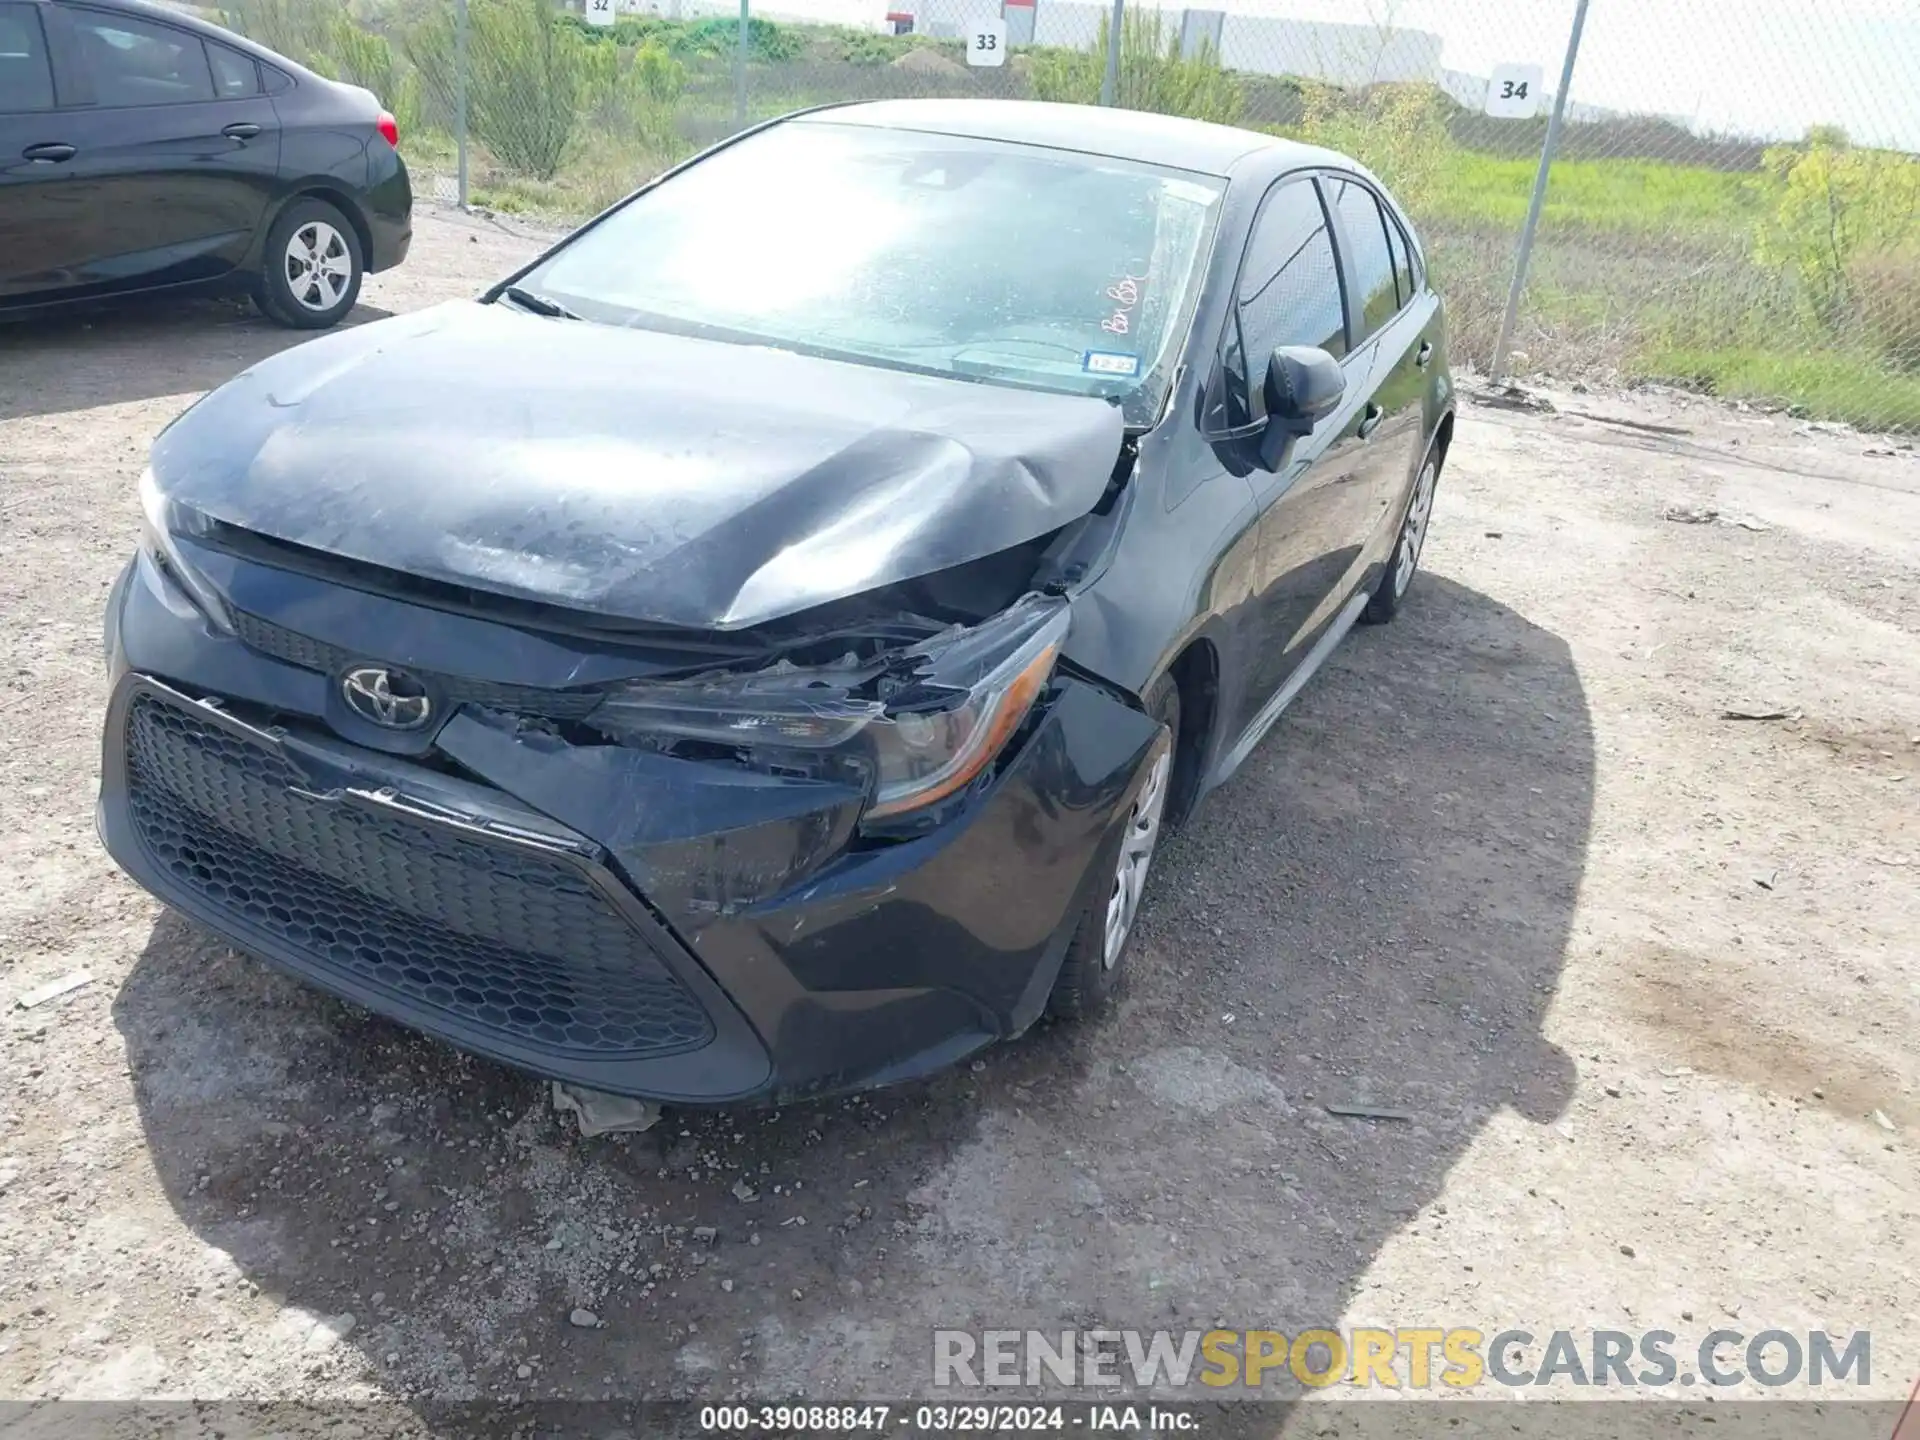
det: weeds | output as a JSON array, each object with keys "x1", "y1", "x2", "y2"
[
  {"x1": 1029, "y1": 10, "x2": 1240, "y2": 126},
  {"x1": 1756, "y1": 129, "x2": 1920, "y2": 362},
  {"x1": 1287, "y1": 81, "x2": 1449, "y2": 215},
  {"x1": 222, "y1": 0, "x2": 419, "y2": 131}
]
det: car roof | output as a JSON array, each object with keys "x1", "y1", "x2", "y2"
[{"x1": 800, "y1": 98, "x2": 1346, "y2": 180}]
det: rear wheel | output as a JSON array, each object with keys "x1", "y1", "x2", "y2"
[
  {"x1": 254, "y1": 199, "x2": 363, "y2": 330},
  {"x1": 1046, "y1": 673, "x2": 1180, "y2": 1020}
]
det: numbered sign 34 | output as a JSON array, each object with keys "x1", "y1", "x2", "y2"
[
  {"x1": 1484, "y1": 63, "x2": 1544, "y2": 118},
  {"x1": 584, "y1": 0, "x2": 617, "y2": 27},
  {"x1": 966, "y1": 17, "x2": 1006, "y2": 67}
]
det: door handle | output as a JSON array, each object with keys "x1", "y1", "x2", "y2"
[
  {"x1": 1357, "y1": 404, "x2": 1385, "y2": 439},
  {"x1": 222, "y1": 122, "x2": 262, "y2": 141},
  {"x1": 1415, "y1": 340, "x2": 1435, "y2": 368},
  {"x1": 22, "y1": 142, "x2": 76, "y2": 163}
]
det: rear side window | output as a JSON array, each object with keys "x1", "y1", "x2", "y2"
[
  {"x1": 66, "y1": 8, "x2": 215, "y2": 106},
  {"x1": 1325, "y1": 175, "x2": 1401, "y2": 345},
  {"x1": 261, "y1": 63, "x2": 291, "y2": 95},
  {"x1": 0, "y1": 3, "x2": 54, "y2": 112},
  {"x1": 1237, "y1": 178, "x2": 1347, "y2": 362},
  {"x1": 207, "y1": 41, "x2": 258, "y2": 98}
]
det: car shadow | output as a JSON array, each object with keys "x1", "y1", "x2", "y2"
[
  {"x1": 0, "y1": 295, "x2": 394, "y2": 422},
  {"x1": 110, "y1": 570, "x2": 1586, "y2": 1413}
]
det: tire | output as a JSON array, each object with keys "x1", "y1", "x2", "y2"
[
  {"x1": 1363, "y1": 446, "x2": 1440, "y2": 625},
  {"x1": 1046, "y1": 673, "x2": 1180, "y2": 1021},
  {"x1": 253, "y1": 199, "x2": 364, "y2": 330}
]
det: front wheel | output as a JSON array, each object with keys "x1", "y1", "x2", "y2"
[
  {"x1": 1046, "y1": 674, "x2": 1179, "y2": 1020},
  {"x1": 1363, "y1": 449, "x2": 1439, "y2": 625},
  {"x1": 254, "y1": 199, "x2": 363, "y2": 330}
]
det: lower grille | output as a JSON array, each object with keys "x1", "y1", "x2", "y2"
[{"x1": 124, "y1": 693, "x2": 713, "y2": 1058}]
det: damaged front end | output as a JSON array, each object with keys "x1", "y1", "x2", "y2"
[
  {"x1": 97, "y1": 189, "x2": 1188, "y2": 1103},
  {"x1": 99, "y1": 524, "x2": 1164, "y2": 1104}
]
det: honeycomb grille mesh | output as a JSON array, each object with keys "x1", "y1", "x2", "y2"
[
  {"x1": 230, "y1": 611, "x2": 608, "y2": 720},
  {"x1": 125, "y1": 694, "x2": 713, "y2": 1058}
]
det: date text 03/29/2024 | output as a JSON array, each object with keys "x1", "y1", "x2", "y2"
[{"x1": 698, "y1": 1405, "x2": 1191, "y2": 1432}]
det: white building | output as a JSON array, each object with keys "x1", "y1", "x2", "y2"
[{"x1": 899, "y1": 0, "x2": 1445, "y2": 84}]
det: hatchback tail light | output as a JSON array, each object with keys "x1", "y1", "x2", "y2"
[{"x1": 377, "y1": 110, "x2": 399, "y2": 148}]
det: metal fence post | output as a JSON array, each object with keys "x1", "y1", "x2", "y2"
[
  {"x1": 734, "y1": 0, "x2": 749, "y2": 129},
  {"x1": 1489, "y1": 0, "x2": 1591, "y2": 384},
  {"x1": 454, "y1": 0, "x2": 469, "y2": 209},
  {"x1": 1098, "y1": 0, "x2": 1124, "y2": 106}
]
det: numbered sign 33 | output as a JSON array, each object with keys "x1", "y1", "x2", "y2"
[
  {"x1": 966, "y1": 17, "x2": 1006, "y2": 67},
  {"x1": 584, "y1": 0, "x2": 617, "y2": 27},
  {"x1": 1484, "y1": 63, "x2": 1544, "y2": 118}
]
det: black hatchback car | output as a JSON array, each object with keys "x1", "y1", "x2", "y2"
[
  {"x1": 0, "y1": 0, "x2": 409, "y2": 327},
  {"x1": 100, "y1": 100, "x2": 1453, "y2": 1105}
]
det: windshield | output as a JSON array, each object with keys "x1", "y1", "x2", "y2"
[{"x1": 520, "y1": 120, "x2": 1225, "y2": 426}]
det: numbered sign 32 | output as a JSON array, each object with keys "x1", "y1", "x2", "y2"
[
  {"x1": 966, "y1": 17, "x2": 1006, "y2": 67},
  {"x1": 584, "y1": 0, "x2": 617, "y2": 26},
  {"x1": 1484, "y1": 63, "x2": 1544, "y2": 118}
]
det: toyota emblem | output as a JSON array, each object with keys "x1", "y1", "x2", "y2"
[{"x1": 340, "y1": 666, "x2": 433, "y2": 730}]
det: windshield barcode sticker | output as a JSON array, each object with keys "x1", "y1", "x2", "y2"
[{"x1": 1083, "y1": 351, "x2": 1141, "y2": 377}]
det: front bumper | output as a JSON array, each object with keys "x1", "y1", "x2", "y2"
[{"x1": 98, "y1": 554, "x2": 1160, "y2": 1103}]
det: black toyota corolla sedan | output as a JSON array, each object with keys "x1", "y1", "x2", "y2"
[
  {"x1": 100, "y1": 100, "x2": 1453, "y2": 1105},
  {"x1": 0, "y1": 0, "x2": 410, "y2": 328}
]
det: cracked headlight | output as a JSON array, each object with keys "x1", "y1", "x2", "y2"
[
  {"x1": 588, "y1": 595, "x2": 1071, "y2": 820},
  {"x1": 139, "y1": 468, "x2": 232, "y2": 632}
]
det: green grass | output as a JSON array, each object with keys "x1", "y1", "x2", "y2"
[
  {"x1": 1635, "y1": 347, "x2": 1920, "y2": 432},
  {"x1": 1424, "y1": 150, "x2": 1764, "y2": 241}
]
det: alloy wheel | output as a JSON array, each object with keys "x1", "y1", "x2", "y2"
[
  {"x1": 1394, "y1": 457, "x2": 1437, "y2": 598},
  {"x1": 285, "y1": 221, "x2": 353, "y2": 313},
  {"x1": 1102, "y1": 746, "x2": 1172, "y2": 968}
]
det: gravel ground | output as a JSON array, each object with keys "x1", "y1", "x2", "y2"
[{"x1": 1, "y1": 209, "x2": 1916, "y2": 1419}]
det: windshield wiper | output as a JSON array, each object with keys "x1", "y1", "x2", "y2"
[{"x1": 498, "y1": 285, "x2": 582, "y2": 320}]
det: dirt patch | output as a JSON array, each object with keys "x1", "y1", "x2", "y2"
[
  {"x1": 1624, "y1": 942, "x2": 1914, "y2": 1131},
  {"x1": 1, "y1": 210, "x2": 1916, "y2": 1420}
]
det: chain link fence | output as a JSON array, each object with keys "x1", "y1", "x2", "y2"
[{"x1": 208, "y1": 0, "x2": 1920, "y2": 431}]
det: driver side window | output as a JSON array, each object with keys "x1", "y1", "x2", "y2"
[
  {"x1": 1238, "y1": 179, "x2": 1347, "y2": 362},
  {"x1": 1208, "y1": 177, "x2": 1346, "y2": 431}
]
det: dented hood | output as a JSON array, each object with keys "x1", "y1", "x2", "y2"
[{"x1": 151, "y1": 301, "x2": 1126, "y2": 630}]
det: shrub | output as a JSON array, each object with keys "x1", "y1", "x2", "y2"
[
  {"x1": 674, "y1": 16, "x2": 798, "y2": 63},
  {"x1": 1849, "y1": 248, "x2": 1920, "y2": 370},
  {"x1": 1030, "y1": 10, "x2": 1239, "y2": 126},
  {"x1": 562, "y1": 13, "x2": 674, "y2": 49},
  {"x1": 327, "y1": 23, "x2": 420, "y2": 135},
  {"x1": 582, "y1": 38, "x2": 686, "y2": 152},
  {"x1": 474, "y1": 0, "x2": 589, "y2": 179},
  {"x1": 1757, "y1": 129, "x2": 1920, "y2": 334},
  {"x1": 835, "y1": 29, "x2": 914, "y2": 66},
  {"x1": 403, "y1": 0, "x2": 587, "y2": 180},
  {"x1": 223, "y1": 0, "x2": 419, "y2": 133},
  {"x1": 1290, "y1": 81, "x2": 1451, "y2": 215},
  {"x1": 220, "y1": 0, "x2": 342, "y2": 69},
  {"x1": 397, "y1": 1, "x2": 460, "y2": 130}
]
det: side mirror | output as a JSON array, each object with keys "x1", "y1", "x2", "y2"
[
  {"x1": 1256, "y1": 345, "x2": 1344, "y2": 471},
  {"x1": 1265, "y1": 345, "x2": 1344, "y2": 437}
]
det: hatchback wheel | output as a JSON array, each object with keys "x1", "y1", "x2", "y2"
[
  {"x1": 1364, "y1": 450, "x2": 1440, "y2": 624},
  {"x1": 255, "y1": 199, "x2": 363, "y2": 330},
  {"x1": 1046, "y1": 674, "x2": 1179, "y2": 1020}
]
